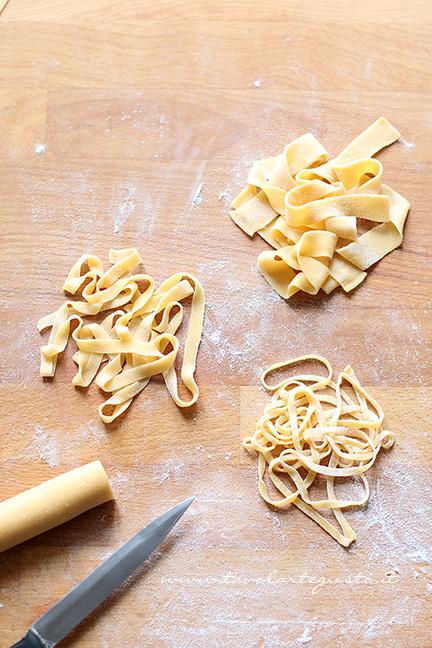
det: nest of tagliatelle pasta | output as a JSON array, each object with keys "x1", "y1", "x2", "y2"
[
  {"x1": 38, "y1": 248, "x2": 205, "y2": 423},
  {"x1": 230, "y1": 117, "x2": 410, "y2": 299},
  {"x1": 243, "y1": 355, "x2": 395, "y2": 547}
]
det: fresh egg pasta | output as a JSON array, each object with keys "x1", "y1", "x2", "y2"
[
  {"x1": 230, "y1": 118, "x2": 409, "y2": 299},
  {"x1": 38, "y1": 249, "x2": 205, "y2": 423},
  {"x1": 243, "y1": 355, "x2": 395, "y2": 547}
]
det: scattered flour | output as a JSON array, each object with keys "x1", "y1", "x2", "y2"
[
  {"x1": 75, "y1": 420, "x2": 106, "y2": 446},
  {"x1": 399, "y1": 136, "x2": 415, "y2": 150},
  {"x1": 138, "y1": 191, "x2": 157, "y2": 238},
  {"x1": 111, "y1": 473, "x2": 129, "y2": 485},
  {"x1": 298, "y1": 625, "x2": 312, "y2": 644},
  {"x1": 33, "y1": 423, "x2": 60, "y2": 468},
  {"x1": 174, "y1": 162, "x2": 206, "y2": 235},
  {"x1": 196, "y1": 259, "x2": 229, "y2": 276},
  {"x1": 151, "y1": 459, "x2": 187, "y2": 484},
  {"x1": 110, "y1": 473, "x2": 130, "y2": 497},
  {"x1": 17, "y1": 167, "x2": 99, "y2": 236},
  {"x1": 364, "y1": 58, "x2": 375, "y2": 80},
  {"x1": 112, "y1": 183, "x2": 136, "y2": 234},
  {"x1": 191, "y1": 182, "x2": 203, "y2": 207},
  {"x1": 34, "y1": 143, "x2": 47, "y2": 155},
  {"x1": 17, "y1": 420, "x2": 108, "y2": 470}
]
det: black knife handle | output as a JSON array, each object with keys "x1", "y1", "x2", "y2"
[{"x1": 10, "y1": 630, "x2": 46, "y2": 648}]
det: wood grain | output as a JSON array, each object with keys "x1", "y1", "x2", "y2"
[{"x1": 0, "y1": 1, "x2": 431, "y2": 647}]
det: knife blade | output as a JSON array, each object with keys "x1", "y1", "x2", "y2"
[{"x1": 11, "y1": 496, "x2": 194, "y2": 648}]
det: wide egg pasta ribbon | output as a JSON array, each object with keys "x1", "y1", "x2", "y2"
[
  {"x1": 38, "y1": 249, "x2": 205, "y2": 423},
  {"x1": 243, "y1": 355, "x2": 394, "y2": 547},
  {"x1": 229, "y1": 118, "x2": 410, "y2": 299}
]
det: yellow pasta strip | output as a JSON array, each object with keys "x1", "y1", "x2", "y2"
[
  {"x1": 95, "y1": 336, "x2": 178, "y2": 392},
  {"x1": 327, "y1": 254, "x2": 367, "y2": 293},
  {"x1": 334, "y1": 116, "x2": 400, "y2": 165},
  {"x1": 285, "y1": 193, "x2": 390, "y2": 227},
  {"x1": 38, "y1": 304, "x2": 83, "y2": 377},
  {"x1": 286, "y1": 179, "x2": 344, "y2": 206},
  {"x1": 248, "y1": 156, "x2": 284, "y2": 189},
  {"x1": 63, "y1": 254, "x2": 104, "y2": 295},
  {"x1": 258, "y1": 230, "x2": 337, "y2": 298},
  {"x1": 230, "y1": 184, "x2": 258, "y2": 209},
  {"x1": 266, "y1": 155, "x2": 297, "y2": 191},
  {"x1": 271, "y1": 217, "x2": 308, "y2": 245},
  {"x1": 325, "y1": 216, "x2": 357, "y2": 241},
  {"x1": 71, "y1": 313, "x2": 122, "y2": 387},
  {"x1": 230, "y1": 190, "x2": 277, "y2": 236},
  {"x1": 334, "y1": 158, "x2": 383, "y2": 193},
  {"x1": 257, "y1": 250, "x2": 296, "y2": 299},
  {"x1": 162, "y1": 274, "x2": 205, "y2": 407},
  {"x1": 76, "y1": 337, "x2": 161, "y2": 356},
  {"x1": 0, "y1": 0, "x2": 10, "y2": 15},
  {"x1": 98, "y1": 248, "x2": 142, "y2": 289},
  {"x1": 283, "y1": 133, "x2": 329, "y2": 174},
  {"x1": 243, "y1": 355, "x2": 394, "y2": 547},
  {"x1": 98, "y1": 379, "x2": 150, "y2": 424},
  {"x1": 261, "y1": 185, "x2": 287, "y2": 214},
  {"x1": 256, "y1": 218, "x2": 281, "y2": 248},
  {"x1": 337, "y1": 185, "x2": 410, "y2": 270}
]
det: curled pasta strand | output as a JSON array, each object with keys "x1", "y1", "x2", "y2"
[{"x1": 261, "y1": 354, "x2": 333, "y2": 392}]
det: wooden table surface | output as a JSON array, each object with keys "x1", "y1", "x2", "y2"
[{"x1": 1, "y1": 1, "x2": 431, "y2": 646}]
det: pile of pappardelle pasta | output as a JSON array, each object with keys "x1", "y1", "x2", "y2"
[
  {"x1": 38, "y1": 248, "x2": 205, "y2": 423},
  {"x1": 230, "y1": 117, "x2": 410, "y2": 299},
  {"x1": 243, "y1": 355, "x2": 394, "y2": 547}
]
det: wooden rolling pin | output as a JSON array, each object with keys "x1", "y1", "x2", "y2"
[{"x1": 0, "y1": 461, "x2": 114, "y2": 553}]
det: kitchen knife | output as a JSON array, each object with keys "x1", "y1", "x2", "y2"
[{"x1": 11, "y1": 496, "x2": 194, "y2": 647}]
